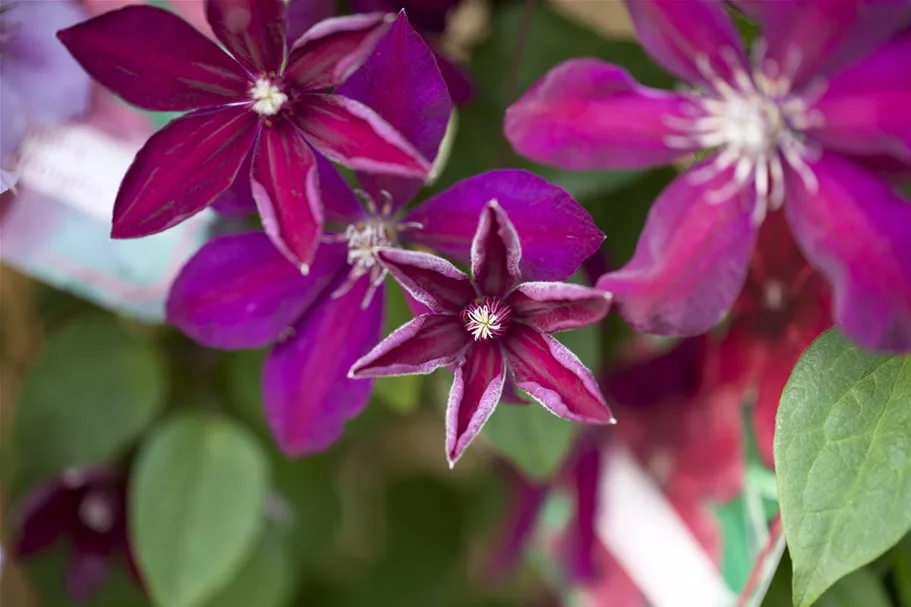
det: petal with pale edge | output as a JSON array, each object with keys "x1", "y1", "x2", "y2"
[
  {"x1": 784, "y1": 153, "x2": 911, "y2": 352},
  {"x1": 405, "y1": 169, "x2": 603, "y2": 281},
  {"x1": 471, "y1": 202, "x2": 523, "y2": 298},
  {"x1": 57, "y1": 6, "x2": 248, "y2": 112},
  {"x1": 505, "y1": 60, "x2": 700, "y2": 170},
  {"x1": 504, "y1": 323, "x2": 613, "y2": 424},
  {"x1": 508, "y1": 282, "x2": 611, "y2": 333},
  {"x1": 286, "y1": 0, "x2": 336, "y2": 44},
  {"x1": 112, "y1": 106, "x2": 259, "y2": 238},
  {"x1": 349, "y1": 313, "x2": 469, "y2": 378},
  {"x1": 376, "y1": 248, "x2": 475, "y2": 313},
  {"x1": 264, "y1": 276, "x2": 384, "y2": 456},
  {"x1": 167, "y1": 233, "x2": 346, "y2": 350},
  {"x1": 597, "y1": 157, "x2": 757, "y2": 336},
  {"x1": 252, "y1": 119, "x2": 322, "y2": 271},
  {"x1": 317, "y1": 153, "x2": 365, "y2": 225},
  {"x1": 446, "y1": 342, "x2": 506, "y2": 466},
  {"x1": 212, "y1": 155, "x2": 256, "y2": 216},
  {"x1": 206, "y1": 0, "x2": 286, "y2": 74}
]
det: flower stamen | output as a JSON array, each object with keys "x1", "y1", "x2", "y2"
[
  {"x1": 249, "y1": 78, "x2": 287, "y2": 116},
  {"x1": 461, "y1": 298, "x2": 512, "y2": 341}
]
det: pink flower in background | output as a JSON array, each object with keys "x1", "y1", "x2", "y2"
[
  {"x1": 506, "y1": 0, "x2": 911, "y2": 352},
  {"x1": 58, "y1": 0, "x2": 431, "y2": 271}
]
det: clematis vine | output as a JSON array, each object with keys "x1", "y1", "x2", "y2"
[
  {"x1": 505, "y1": 0, "x2": 911, "y2": 352},
  {"x1": 350, "y1": 201, "x2": 615, "y2": 466},
  {"x1": 166, "y1": 17, "x2": 604, "y2": 457},
  {"x1": 57, "y1": 0, "x2": 431, "y2": 270}
]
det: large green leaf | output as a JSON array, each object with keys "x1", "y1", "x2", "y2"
[
  {"x1": 775, "y1": 329, "x2": 911, "y2": 606},
  {"x1": 483, "y1": 401, "x2": 577, "y2": 481},
  {"x1": 131, "y1": 412, "x2": 269, "y2": 607},
  {"x1": 14, "y1": 316, "x2": 167, "y2": 483},
  {"x1": 204, "y1": 527, "x2": 292, "y2": 607}
]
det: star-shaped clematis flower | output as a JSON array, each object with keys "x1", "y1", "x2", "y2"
[
  {"x1": 505, "y1": 0, "x2": 911, "y2": 352},
  {"x1": 349, "y1": 201, "x2": 615, "y2": 466},
  {"x1": 166, "y1": 16, "x2": 605, "y2": 457},
  {"x1": 57, "y1": 0, "x2": 431, "y2": 271}
]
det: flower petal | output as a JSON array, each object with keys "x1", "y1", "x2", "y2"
[
  {"x1": 292, "y1": 93, "x2": 431, "y2": 178},
  {"x1": 349, "y1": 313, "x2": 469, "y2": 378},
  {"x1": 338, "y1": 12, "x2": 453, "y2": 210},
  {"x1": 57, "y1": 6, "x2": 248, "y2": 112},
  {"x1": 212, "y1": 155, "x2": 257, "y2": 216},
  {"x1": 505, "y1": 59, "x2": 700, "y2": 170},
  {"x1": 433, "y1": 46, "x2": 475, "y2": 105},
  {"x1": 471, "y1": 201, "x2": 523, "y2": 297},
  {"x1": 784, "y1": 152, "x2": 911, "y2": 352},
  {"x1": 405, "y1": 169, "x2": 604, "y2": 281},
  {"x1": 623, "y1": 0, "x2": 748, "y2": 89},
  {"x1": 252, "y1": 119, "x2": 323, "y2": 271},
  {"x1": 376, "y1": 248, "x2": 475, "y2": 313},
  {"x1": 567, "y1": 445, "x2": 601, "y2": 582},
  {"x1": 12, "y1": 480, "x2": 74, "y2": 558},
  {"x1": 446, "y1": 342, "x2": 507, "y2": 466},
  {"x1": 809, "y1": 31, "x2": 911, "y2": 164},
  {"x1": 264, "y1": 276, "x2": 384, "y2": 456},
  {"x1": 317, "y1": 153, "x2": 365, "y2": 225},
  {"x1": 286, "y1": 0, "x2": 336, "y2": 44},
  {"x1": 286, "y1": 13, "x2": 391, "y2": 89},
  {"x1": 508, "y1": 282, "x2": 612, "y2": 333},
  {"x1": 167, "y1": 233, "x2": 347, "y2": 349},
  {"x1": 112, "y1": 106, "x2": 259, "y2": 238},
  {"x1": 596, "y1": 157, "x2": 758, "y2": 336},
  {"x1": 206, "y1": 0, "x2": 287, "y2": 74}
]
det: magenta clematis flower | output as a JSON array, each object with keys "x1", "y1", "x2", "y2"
[
  {"x1": 166, "y1": 16, "x2": 604, "y2": 457},
  {"x1": 12, "y1": 467, "x2": 141, "y2": 603},
  {"x1": 350, "y1": 201, "x2": 615, "y2": 466},
  {"x1": 505, "y1": 0, "x2": 911, "y2": 352},
  {"x1": 57, "y1": 0, "x2": 431, "y2": 271}
]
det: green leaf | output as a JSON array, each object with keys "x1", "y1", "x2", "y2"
[
  {"x1": 220, "y1": 348, "x2": 271, "y2": 439},
  {"x1": 131, "y1": 412, "x2": 269, "y2": 607},
  {"x1": 483, "y1": 401, "x2": 577, "y2": 481},
  {"x1": 775, "y1": 328, "x2": 911, "y2": 606},
  {"x1": 25, "y1": 548, "x2": 151, "y2": 607},
  {"x1": 204, "y1": 527, "x2": 292, "y2": 607},
  {"x1": 14, "y1": 316, "x2": 167, "y2": 482},
  {"x1": 814, "y1": 567, "x2": 892, "y2": 607}
]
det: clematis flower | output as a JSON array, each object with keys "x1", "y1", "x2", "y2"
[
  {"x1": 505, "y1": 0, "x2": 911, "y2": 352},
  {"x1": 12, "y1": 466, "x2": 140, "y2": 603},
  {"x1": 166, "y1": 17, "x2": 604, "y2": 457},
  {"x1": 0, "y1": 0, "x2": 91, "y2": 193},
  {"x1": 350, "y1": 201, "x2": 615, "y2": 466},
  {"x1": 57, "y1": 0, "x2": 431, "y2": 271}
]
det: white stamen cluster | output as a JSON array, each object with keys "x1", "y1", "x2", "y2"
[
  {"x1": 249, "y1": 78, "x2": 288, "y2": 116},
  {"x1": 465, "y1": 304, "x2": 504, "y2": 341}
]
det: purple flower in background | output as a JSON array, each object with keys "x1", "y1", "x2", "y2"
[
  {"x1": 0, "y1": 0, "x2": 91, "y2": 193},
  {"x1": 505, "y1": 0, "x2": 911, "y2": 352},
  {"x1": 350, "y1": 201, "x2": 615, "y2": 466},
  {"x1": 58, "y1": 0, "x2": 431, "y2": 271},
  {"x1": 13, "y1": 467, "x2": 140, "y2": 603},
  {"x1": 166, "y1": 15, "x2": 604, "y2": 457}
]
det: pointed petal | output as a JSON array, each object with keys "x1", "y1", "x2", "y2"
[
  {"x1": 212, "y1": 155, "x2": 257, "y2": 216},
  {"x1": 433, "y1": 46, "x2": 475, "y2": 105},
  {"x1": 809, "y1": 31, "x2": 911, "y2": 164},
  {"x1": 252, "y1": 119, "x2": 323, "y2": 271},
  {"x1": 292, "y1": 94, "x2": 430, "y2": 178},
  {"x1": 405, "y1": 169, "x2": 603, "y2": 281},
  {"x1": 504, "y1": 324, "x2": 614, "y2": 424},
  {"x1": 349, "y1": 313, "x2": 469, "y2": 378},
  {"x1": 567, "y1": 445, "x2": 601, "y2": 582},
  {"x1": 784, "y1": 153, "x2": 911, "y2": 352},
  {"x1": 206, "y1": 0, "x2": 287, "y2": 74},
  {"x1": 508, "y1": 282, "x2": 612, "y2": 333},
  {"x1": 446, "y1": 342, "x2": 506, "y2": 466},
  {"x1": 66, "y1": 552, "x2": 111, "y2": 603},
  {"x1": 57, "y1": 6, "x2": 248, "y2": 112},
  {"x1": 505, "y1": 59, "x2": 700, "y2": 170},
  {"x1": 112, "y1": 106, "x2": 259, "y2": 238},
  {"x1": 316, "y1": 153, "x2": 365, "y2": 224},
  {"x1": 264, "y1": 277, "x2": 384, "y2": 456},
  {"x1": 339, "y1": 12, "x2": 453, "y2": 210},
  {"x1": 167, "y1": 233, "x2": 347, "y2": 349},
  {"x1": 623, "y1": 0, "x2": 747, "y2": 89},
  {"x1": 597, "y1": 158, "x2": 757, "y2": 336},
  {"x1": 471, "y1": 201, "x2": 523, "y2": 297},
  {"x1": 13, "y1": 481, "x2": 73, "y2": 558},
  {"x1": 286, "y1": 13, "x2": 391, "y2": 90},
  {"x1": 286, "y1": 0, "x2": 337, "y2": 44},
  {"x1": 376, "y1": 248, "x2": 475, "y2": 313},
  {"x1": 486, "y1": 469, "x2": 548, "y2": 581}
]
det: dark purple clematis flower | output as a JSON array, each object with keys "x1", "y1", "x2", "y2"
[
  {"x1": 166, "y1": 15, "x2": 604, "y2": 457},
  {"x1": 57, "y1": 0, "x2": 431, "y2": 271},
  {"x1": 12, "y1": 466, "x2": 140, "y2": 603},
  {"x1": 505, "y1": 0, "x2": 911, "y2": 352},
  {"x1": 349, "y1": 201, "x2": 615, "y2": 466},
  {"x1": 0, "y1": 0, "x2": 92, "y2": 193}
]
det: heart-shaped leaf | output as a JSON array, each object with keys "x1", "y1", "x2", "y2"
[{"x1": 484, "y1": 401, "x2": 577, "y2": 481}]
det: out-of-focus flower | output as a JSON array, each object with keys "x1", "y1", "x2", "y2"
[
  {"x1": 0, "y1": 0, "x2": 92, "y2": 193},
  {"x1": 12, "y1": 466, "x2": 140, "y2": 603},
  {"x1": 506, "y1": 0, "x2": 911, "y2": 352},
  {"x1": 166, "y1": 16, "x2": 603, "y2": 457},
  {"x1": 58, "y1": 0, "x2": 431, "y2": 270},
  {"x1": 350, "y1": 201, "x2": 614, "y2": 466}
]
